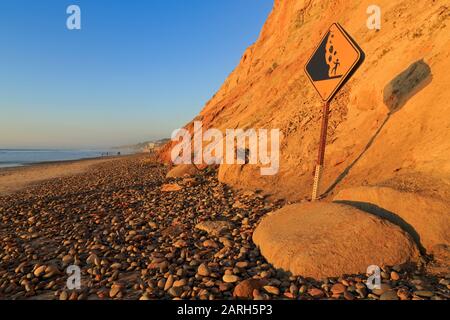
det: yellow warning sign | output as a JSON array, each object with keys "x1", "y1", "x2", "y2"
[{"x1": 305, "y1": 23, "x2": 364, "y2": 102}]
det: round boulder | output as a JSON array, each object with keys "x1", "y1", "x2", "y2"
[
  {"x1": 253, "y1": 202, "x2": 419, "y2": 279},
  {"x1": 166, "y1": 164, "x2": 198, "y2": 178}
]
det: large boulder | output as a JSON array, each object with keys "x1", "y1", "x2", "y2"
[
  {"x1": 333, "y1": 186, "x2": 450, "y2": 257},
  {"x1": 253, "y1": 202, "x2": 419, "y2": 279},
  {"x1": 166, "y1": 164, "x2": 199, "y2": 178}
]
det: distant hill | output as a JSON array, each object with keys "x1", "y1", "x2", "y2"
[{"x1": 114, "y1": 139, "x2": 170, "y2": 153}]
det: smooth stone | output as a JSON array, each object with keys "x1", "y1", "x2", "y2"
[
  {"x1": 195, "y1": 221, "x2": 233, "y2": 236},
  {"x1": 44, "y1": 265, "x2": 60, "y2": 278},
  {"x1": 414, "y1": 290, "x2": 434, "y2": 298},
  {"x1": 263, "y1": 285, "x2": 280, "y2": 295},
  {"x1": 284, "y1": 292, "x2": 295, "y2": 299},
  {"x1": 219, "y1": 237, "x2": 234, "y2": 247},
  {"x1": 86, "y1": 254, "x2": 99, "y2": 265},
  {"x1": 62, "y1": 255, "x2": 73, "y2": 265},
  {"x1": 109, "y1": 283, "x2": 123, "y2": 298},
  {"x1": 372, "y1": 283, "x2": 392, "y2": 296},
  {"x1": 174, "y1": 240, "x2": 188, "y2": 248},
  {"x1": 33, "y1": 265, "x2": 46, "y2": 277},
  {"x1": 161, "y1": 183, "x2": 183, "y2": 192},
  {"x1": 59, "y1": 291, "x2": 69, "y2": 301},
  {"x1": 110, "y1": 263, "x2": 122, "y2": 270},
  {"x1": 223, "y1": 275, "x2": 239, "y2": 283},
  {"x1": 356, "y1": 287, "x2": 367, "y2": 298},
  {"x1": 308, "y1": 288, "x2": 324, "y2": 298},
  {"x1": 157, "y1": 279, "x2": 166, "y2": 289},
  {"x1": 344, "y1": 291, "x2": 355, "y2": 300},
  {"x1": 397, "y1": 288, "x2": 411, "y2": 300},
  {"x1": 289, "y1": 284, "x2": 298, "y2": 295},
  {"x1": 380, "y1": 290, "x2": 399, "y2": 300},
  {"x1": 164, "y1": 275, "x2": 174, "y2": 291},
  {"x1": 139, "y1": 293, "x2": 151, "y2": 300},
  {"x1": 390, "y1": 271, "x2": 400, "y2": 281},
  {"x1": 203, "y1": 240, "x2": 218, "y2": 248},
  {"x1": 168, "y1": 286, "x2": 183, "y2": 297},
  {"x1": 233, "y1": 279, "x2": 265, "y2": 299},
  {"x1": 197, "y1": 264, "x2": 210, "y2": 277},
  {"x1": 69, "y1": 292, "x2": 78, "y2": 300},
  {"x1": 331, "y1": 283, "x2": 346, "y2": 294},
  {"x1": 235, "y1": 261, "x2": 249, "y2": 268},
  {"x1": 173, "y1": 279, "x2": 187, "y2": 288}
]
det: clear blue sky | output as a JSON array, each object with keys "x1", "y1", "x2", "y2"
[{"x1": 0, "y1": 0, "x2": 273, "y2": 149}]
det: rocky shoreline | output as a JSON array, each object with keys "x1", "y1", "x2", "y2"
[{"x1": 0, "y1": 155, "x2": 448, "y2": 300}]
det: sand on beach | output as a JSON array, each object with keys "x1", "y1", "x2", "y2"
[{"x1": 0, "y1": 157, "x2": 118, "y2": 195}]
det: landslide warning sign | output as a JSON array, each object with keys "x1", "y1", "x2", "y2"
[{"x1": 305, "y1": 23, "x2": 364, "y2": 102}]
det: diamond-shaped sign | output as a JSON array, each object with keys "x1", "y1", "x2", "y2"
[{"x1": 305, "y1": 23, "x2": 364, "y2": 101}]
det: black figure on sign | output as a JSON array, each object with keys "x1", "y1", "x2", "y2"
[{"x1": 332, "y1": 59, "x2": 340, "y2": 75}]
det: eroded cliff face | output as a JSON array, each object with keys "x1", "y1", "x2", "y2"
[{"x1": 161, "y1": 0, "x2": 450, "y2": 202}]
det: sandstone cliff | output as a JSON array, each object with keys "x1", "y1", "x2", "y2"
[
  {"x1": 160, "y1": 0, "x2": 450, "y2": 271},
  {"x1": 162, "y1": 0, "x2": 450, "y2": 204}
]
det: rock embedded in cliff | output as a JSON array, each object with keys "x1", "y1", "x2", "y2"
[
  {"x1": 383, "y1": 59, "x2": 431, "y2": 113},
  {"x1": 252, "y1": 202, "x2": 419, "y2": 279}
]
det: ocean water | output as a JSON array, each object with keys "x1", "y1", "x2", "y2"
[{"x1": 0, "y1": 149, "x2": 124, "y2": 168}]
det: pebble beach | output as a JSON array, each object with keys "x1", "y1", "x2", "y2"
[{"x1": 0, "y1": 154, "x2": 448, "y2": 300}]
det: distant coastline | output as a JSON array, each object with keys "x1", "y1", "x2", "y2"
[
  {"x1": 0, "y1": 149, "x2": 133, "y2": 169},
  {"x1": 0, "y1": 154, "x2": 132, "y2": 195},
  {"x1": 0, "y1": 139, "x2": 168, "y2": 169}
]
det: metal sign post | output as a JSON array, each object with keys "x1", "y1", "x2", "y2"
[
  {"x1": 312, "y1": 101, "x2": 330, "y2": 201},
  {"x1": 304, "y1": 23, "x2": 364, "y2": 201}
]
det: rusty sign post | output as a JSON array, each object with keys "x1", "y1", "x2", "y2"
[
  {"x1": 304, "y1": 23, "x2": 364, "y2": 201},
  {"x1": 312, "y1": 101, "x2": 330, "y2": 201}
]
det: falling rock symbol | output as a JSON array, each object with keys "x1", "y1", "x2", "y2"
[{"x1": 325, "y1": 32, "x2": 342, "y2": 78}]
